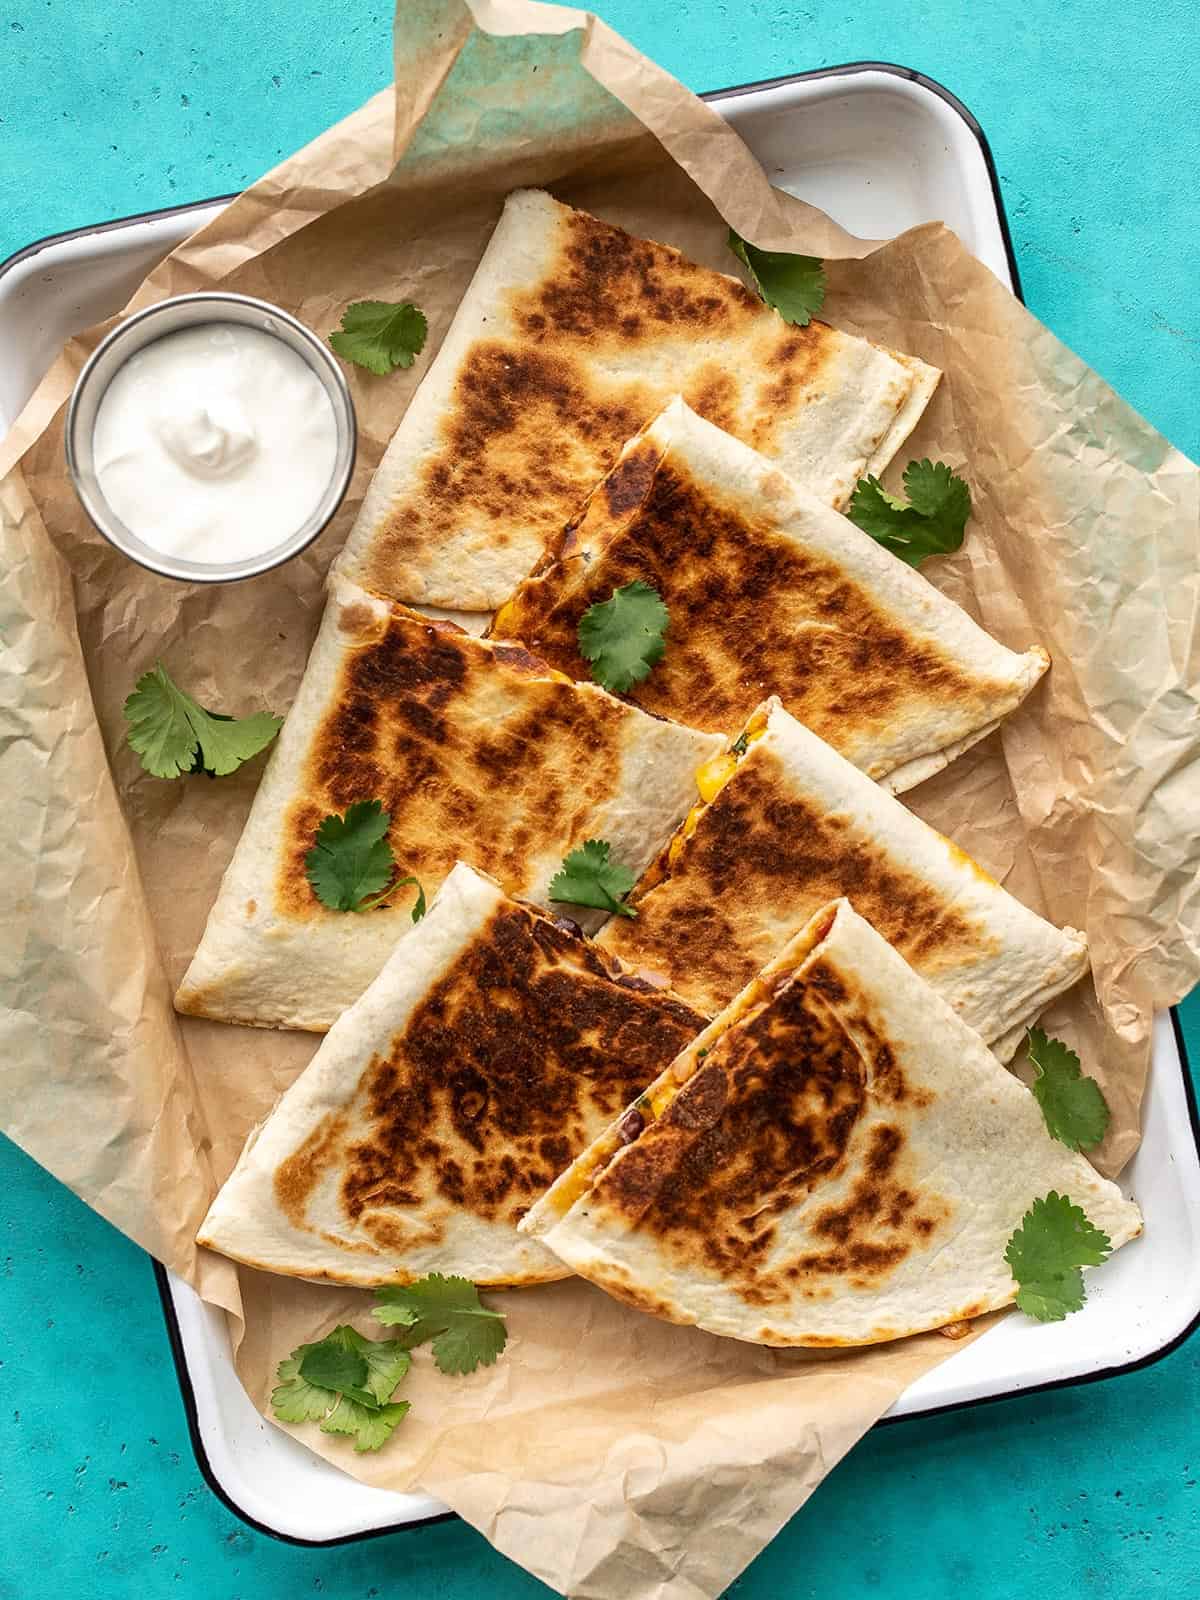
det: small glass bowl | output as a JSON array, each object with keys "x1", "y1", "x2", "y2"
[{"x1": 64, "y1": 291, "x2": 357, "y2": 584}]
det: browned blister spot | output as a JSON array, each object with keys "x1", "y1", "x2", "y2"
[
  {"x1": 602, "y1": 441, "x2": 663, "y2": 519},
  {"x1": 364, "y1": 339, "x2": 654, "y2": 594},
  {"x1": 360, "y1": 204, "x2": 854, "y2": 599},
  {"x1": 584, "y1": 1273, "x2": 693, "y2": 1327},
  {"x1": 272, "y1": 902, "x2": 704, "y2": 1243},
  {"x1": 363, "y1": 1212, "x2": 442, "y2": 1252},
  {"x1": 683, "y1": 363, "x2": 743, "y2": 438},
  {"x1": 806, "y1": 1124, "x2": 906, "y2": 1247},
  {"x1": 337, "y1": 601, "x2": 380, "y2": 638},
  {"x1": 275, "y1": 1114, "x2": 350, "y2": 1226},
  {"x1": 516, "y1": 208, "x2": 762, "y2": 343},
  {"x1": 276, "y1": 606, "x2": 636, "y2": 919},
  {"x1": 600, "y1": 744, "x2": 993, "y2": 1016},
  {"x1": 491, "y1": 447, "x2": 1003, "y2": 741},
  {"x1": 792, "y1": 1110, "x2": 950, "y2": 1286},
  {"x1": 487, "y1": 642, "x2": 551, "y2": 677},
  {"x1": 753, "y1": 326, "x2": 829, "y2": 437}
]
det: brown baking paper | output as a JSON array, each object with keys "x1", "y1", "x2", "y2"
[{"x1": 2, "y1": 0, "x2": 1198, "y2": 1594}]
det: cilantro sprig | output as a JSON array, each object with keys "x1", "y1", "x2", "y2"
[
  {"x1": 727, "y1": 230, "x2": 826, "y2": 326},
  {"x1": 123, "y1": 664, "x2": 282, "y2": 780},
  {"x1": 373, "y1": 1274, "x2": 508, "y2": 1375},
  {"x1": 271, "y1": 1325, "x2": 411, "y2": 1453},
  {"x1": 1027, "y1": 1028, "x2": 1111, "y2": 1152},
  {"x1": 304, "y1": 799, "x2": 425, "y2": 917},
  {"x1": 272, "y1": 1277, "x2": 508, "y2": 1453},
  {"x1": 577, "y1": 580, "x2": 669, "y2": 694},
  {"x1": 847, "y1": 459, "x2": 972, "y2": 567},
  {"x1": 548, "y1": 839, "x2": 638, "y2": 921},
  {"x1": 1004, "y1": 1192, "x2": 1112, "y2": 1322},
  {"x1": 329, "y1": 300, "x2": 428, "y2": 376}
]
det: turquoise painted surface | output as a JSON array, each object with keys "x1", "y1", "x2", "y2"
[{"x1": 1, "y1": 1, "x2": 1198, "y2": 1596}]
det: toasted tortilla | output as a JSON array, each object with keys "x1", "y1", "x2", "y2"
[
  {"x1": 197, "y1": 863, "x2": 707, "y2": 1286},
  {"x1": 523, "y1": 899, "x2": 1140, "y2": 1346},
  {"x1": 334, "y1": 189, "x2": 941, "y2": 612},
  {"x1": 596, "y1": 698, "x2": 1087, "y2": 1054},
  {"x1": 175, "y1": 579, "x2": 722, "y2": 1032},
  {"x1": 491, "y1": 396, "x2": 1048, "y2": 772}
]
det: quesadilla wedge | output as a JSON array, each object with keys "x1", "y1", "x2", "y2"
[
  {"x1": 491, "y1": 396, "x2": 1049, "y2": 770},
  {"x1": 523, "y1": 899, "x2": 1140, "y2": 1346},
  {"x1": 334, "y1": 188, "x2": 940, "y2": 612},
  {"x1": 197, "y1": 863, "x2": 706, "y2": 1286},
  {"x1": 596, "y1": 698, "x2": 1088, "y2": 1054},
  {"x1": 175, "y1": 578, "x2": 722, "y2": 1032}
]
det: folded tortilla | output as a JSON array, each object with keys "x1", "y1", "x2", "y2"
[
  {"x1": 334, "y1": 189, "x2": 941, "y2": 612},
  {"x1": 492, "y1": 396, "x2": 1049, "y2": 775},
  {"x1": 595, "y1": 698, "x2": 1088, "y2": 1056},
  {"x1": 523, "y1": 899, "x2": 1141, "y2": 1346},
  {"x1": 175, "y1": 579, "x2": 722, "y2": 1031},
  {"x1": 197, "y1": 863, "x2": 706, "y2": 1286}
]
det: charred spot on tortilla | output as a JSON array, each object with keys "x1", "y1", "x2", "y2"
[
  {"x1": 275, "y1": 1113, "x2": 351, "y2": 1227},
  {"x1": 365, "y1": 338, "x2": 656, "y2": 595},
  {"x1": 759, "y1": 330, "x2": 829, "y2": 420},
  {"x1": 336, "y1": 600, "x2": 379, "y2": 638},
  {"x1": 516, "y1": 206, "x2": 762, "y2": 341},
  {"x1": 602, "y1": 440, "x2": 661, "y2": 519}
]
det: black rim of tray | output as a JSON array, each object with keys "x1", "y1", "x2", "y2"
[{"x1": 8, "y1": 58, "x2": 1193, "y2": 1549}]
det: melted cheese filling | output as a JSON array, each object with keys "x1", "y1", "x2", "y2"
[
  {"x1": 667, "y1": 717, "x2": 769, "y2": 868},
  {"x1": 943, "y1": 836, "x2": 998, "y2": 886},
  {"x1": 695, "y1": 750, "x2": 739, "y2": 803},
  {"x1": 492, "y1": 598, "x2": 519, "y2": 634}
]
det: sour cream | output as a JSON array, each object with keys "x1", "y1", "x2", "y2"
[{"x1": 92, "y1": 322, "x2": 339, "y2": 566}]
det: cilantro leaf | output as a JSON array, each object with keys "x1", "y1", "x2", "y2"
[
  {"x1": 329, "y1": 301, "x2": 428, "y2": 376},
  {"x1": 303, "y1": 800, "x2": 391, "y2": 912},
  {"x1": 577, "y1": 580, "x2": 669, "y2": 694},
  {"x1": 1027, "y1": 1028, "x2": 1111, "y2": 1152},
  {"x1": 847, "y1": 460, "x2": 972, "y2": 567},
  {"x1": 291, "y1": 1324, "x2": 412, "y2": 1407},
  {"x1": 727, "y1": 230, "x2": 826, "y2": 325},
  {"x1": 1004, "y1": 1192, "x2": 1112, "y2": 1322},
  {"x1": 373, "y1": 1274, "x2": 508, "y2": 1375},
  {"x1": 547, "y1": 839, "x2": 638, "y2": 920},
  {"x1": 187, "y1": 710, "x2": 233, "y2": 776},
  {"x1": 298, "y1": 1340, "x2": 368, "y2": 1395},
  {"x1": 271, "y1": 1352, "x2": 336, "y2": 1425},
  {"x1": 320, "y1": 1397, "x2": 412, "y2": 1453},
  {"x1": 271, "y1": 1326, "x2": 412, "y2": 1452},
  {"x1": 123, "y1": 664, "x2": 282, "y2": 779},
  {"x1": 303, "y1": 802, "x2": 426, "y2": 917},
  {"x1": 430, "y1": 1313, "x2": 508, "y2": 1377},
  {"x1": 359, "y1": 1337, "x2": 413, "y2": 1405},
  {"x1": 903, "y1": 459, "x2": 972, "y2": 526}
]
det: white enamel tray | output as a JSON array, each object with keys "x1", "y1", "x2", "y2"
[{"x1": 3, "y1": 63, "x2": 1198, "y2": 1547}]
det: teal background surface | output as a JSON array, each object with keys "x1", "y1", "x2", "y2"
[{"x1": 1, "y1": 2, "x2": 1198, "y2": 1596}]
